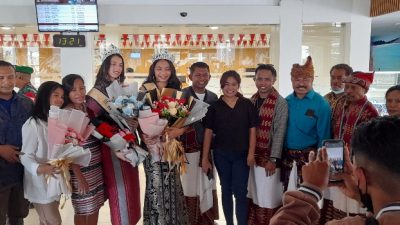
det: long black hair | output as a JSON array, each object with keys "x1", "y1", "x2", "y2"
[
  {"x1": 143, "y1": 59, "x2": 181, "y2": 90},
  {"x1": 94, "y1": 54, "x2": 126, "y2": 94},
  {"x1": 62, "y1": 74, "x2": 85, "y2": 107},
  {"x1": 32, "y1": 81, "x2": 63, "y2": 122}
]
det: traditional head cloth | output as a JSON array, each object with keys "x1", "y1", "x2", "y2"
[
  {"x1": 101, "y1": 44, "x2": 121, "y2": 61},
  {"x1": 343, "y1": 71, "x2": 374, "y2": 90},
  {"x1": 152, "y1": 48, "x2": 175, "y2": 63},
  {"x1": 15, "y1": 65, "x2": 34, "y2": 75},
  {"x1": 291, "y1": 56, "x2": 314, "y2": 78}
]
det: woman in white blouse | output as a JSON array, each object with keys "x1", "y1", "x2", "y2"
[{"x1": 20, "y1": 81, "x2": 64, "y2": 225}]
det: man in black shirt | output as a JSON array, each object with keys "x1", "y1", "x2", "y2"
[{"x1": 181, "y1": 62, "x2": 219, "y2": 224}]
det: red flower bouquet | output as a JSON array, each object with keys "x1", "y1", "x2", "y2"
[
  {"x1": 91, "y1": 118, "x2": 148, "y2": 167},
  {"x1": 151, "y1": 96, "x2": 190, "y2": 127}
]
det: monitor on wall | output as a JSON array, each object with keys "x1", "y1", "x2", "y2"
[
  {"x1": 371, "y1": 34, "x2": 400, "y2": 71},
  {"x1": 35, "y1": 0, "x2": 99, "y2": 32}
]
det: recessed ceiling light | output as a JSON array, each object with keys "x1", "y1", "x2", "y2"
[
  {"x1": 1, "y1": 26, "x2": 12, "y2": 30},
  {"x1": 210, "y1": 26, "x2": 219, "y2": 30},
  {"x1": 332, "y1": 22, "x2": 341, "y2": 27}
]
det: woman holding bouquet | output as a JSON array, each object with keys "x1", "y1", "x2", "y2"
[
  {"x1": 20, "y1": 81, "x2": 65, "y2": 225},
  {"x1": 62, "y1": 74, "x2": 105, "y2": 225},
  {"x1": 202, "y1": 70, "x2": 258, "y2": 225},
  {"x1": 86, "y1": 44, "x2": 141, "y2": 225},
  {"x1": 140, "y1": 50, "x2": 190, "y2": 225}
]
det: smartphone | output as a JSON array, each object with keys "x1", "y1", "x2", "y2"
[{"x1": 323, "y1": 139, "x2": 344, "y2": 176}]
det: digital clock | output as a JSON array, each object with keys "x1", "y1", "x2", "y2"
[{"x1": 53, "y1": 34, "x2": 86, "y2": 47}]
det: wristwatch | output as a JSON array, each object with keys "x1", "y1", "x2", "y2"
[{"x1": 269, "y1": 158, "x2": 277, "y2": 163}]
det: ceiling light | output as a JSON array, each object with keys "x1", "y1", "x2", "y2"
[
  {"x1": 210, "y1": 26, "x2": 219, "y2": 30},
  {"x1": 1, "y1": 26, "x2": 12, "y2": 30},
  {"x1": 333, "y1": 22, "x2": 342, "y2": 27}
]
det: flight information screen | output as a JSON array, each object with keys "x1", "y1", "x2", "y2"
[{"x1": 35, "y1": 0, "x2": 99, "y2": 32}]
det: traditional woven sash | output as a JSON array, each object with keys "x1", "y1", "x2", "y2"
[
  {"x1": 142, "y1": 82, "x2": 157, "y2": 91},
  {"x1": 250, "y1": 88, "x2": 278, "y2": 167},
  {"x1": 333, "y1": 96, "x2": 368, "y2": 146},
  {"x1": 87, "y1": 88, "x2": 111, "y2": 113}
]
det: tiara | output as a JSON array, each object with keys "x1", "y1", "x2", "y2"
[
  {"x1": 152, "y1": 48, "x2": 175, "y2": 63},
  {"x1": 101, "y1": 44, "x2": 121, "y2": 61}
]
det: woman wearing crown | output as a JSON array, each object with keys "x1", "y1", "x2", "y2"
[
  {"x1": 86, "y1": 44, "x2": 141, "y2": 225},
  {"x1": 139, "y1": 49, "x2": 190, "y2": 225}
]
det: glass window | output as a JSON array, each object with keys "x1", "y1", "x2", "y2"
[{"x1": 302, "y1": 23, "x2": 346, "y2": 96}]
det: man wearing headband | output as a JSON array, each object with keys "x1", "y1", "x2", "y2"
[
  {"x1": 15, "y1": 66, "x2": 37, "y2": 101},
  {"x1": 324, "y1": 64, "x2": 353, "y2": 107},
  {"x1": 282, "y1": 56, "x2": 331, "y2": 191},
  {"x1": 320, "y1": 71, "x2": 379, "y2": 223}
]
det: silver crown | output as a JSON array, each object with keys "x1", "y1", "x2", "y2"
[
  {"x1": 101, "y1": 44, "x2": 121, "y2": 61},
  {"x1": 152, "y1": 48, "x2": 175, "y2": 63}
]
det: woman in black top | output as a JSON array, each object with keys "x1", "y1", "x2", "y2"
[{"x1": 202, "y1": 70, "x2": 257, "y2": 225}]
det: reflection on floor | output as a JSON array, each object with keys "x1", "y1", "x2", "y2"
[{"x1": 25, "y1": 165, "x2": 230, "y2": 225}]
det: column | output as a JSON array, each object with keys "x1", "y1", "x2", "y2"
[
  {"x1": 278, "y1": 0, "x2": 303, "y2": 97},
  {"x1": 60, "y1": 33, "x2": 95, "y2": 88},
  {"x1": 345, "y1": 0, "x2": 371, "y2": 71}
]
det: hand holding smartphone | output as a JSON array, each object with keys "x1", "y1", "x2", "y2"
[{"x1": 322, "y1": 139, "x2": 344, "y2": 182}]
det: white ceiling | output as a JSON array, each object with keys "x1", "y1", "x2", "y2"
[
  {"x1": 1, "y1": 0, "x2": 280, "y2": 6},
  {"x1": 371, "y1": 11, "x2": 400, "y2": 37},
  {"x1": 1, "y1": 0, "x2": 400, "y2": 37}
]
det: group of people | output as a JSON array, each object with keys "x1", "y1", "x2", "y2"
[{"x1": 0, "y1": 44, "x2": 400, "y2": 225}]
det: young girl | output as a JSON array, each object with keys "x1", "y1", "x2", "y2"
[
  {"x1": 86, "y1": 45, "x2": 141, "y2": 225},
  {"x1": 140, "y1": 55, "x2": 190, "y2": 225},
  {"x1": 20, "y1": 81, "x2": 65, "y2": 225},
  {"x1": 62, "y1": 74, "x2": 105, "y2": 225}
]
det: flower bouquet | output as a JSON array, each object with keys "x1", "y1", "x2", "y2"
[
  {"x1": 91, "y1": 118, "x2": 148, "y2": 167},
  {"x1": 47, "y1": 106, "x2": 94, "y2": 199},
  {"x1": 143, "y1": 88, "x2": 210, "y2": 174},
  {"x1": 138, "y1": 108, "x2": 168, "y2": 163},
  {"x1": 106, "y1": 80, "x2": 145, "y2": 129}
]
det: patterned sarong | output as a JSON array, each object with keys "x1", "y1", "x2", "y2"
[
  {"x1": 281, "y1": 148, "x2": 316, "y2": 191},
  {"x1": 86, "y1": 89, "x2": 141, "y2": 225},
  {"x1": 321, "y1": 95, "x2": 378, "y2": 223}
]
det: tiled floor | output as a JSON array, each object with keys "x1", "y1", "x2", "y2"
[{"x1": 25, "y1": 165, "x2": 230, "y2": 225}]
